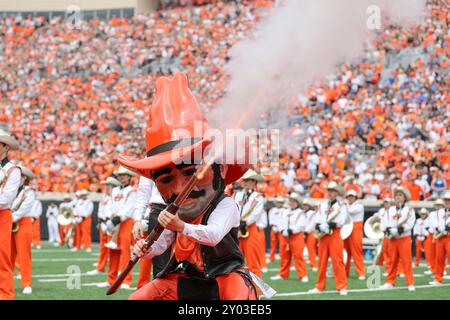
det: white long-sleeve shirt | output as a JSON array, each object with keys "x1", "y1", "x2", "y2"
[
  {"x1": 346, "y1": 200, "x2": 364, "y2": 222},
  {"x1": 133, "y1": 176, "x2": 164, "y2": 221},
  {"x1": 145, "y1": 196, "x2": 240, "y2": 258},
  {"x1": 30, "y1": 199, "x2": 43, "y2": 219},
  {"x1": 46, "y1": 205, "x2": 59, "y2": 220},
  {"x1": 98, "y1": 194, "x2": 115, "y2": 220},
  {"x1": 413, "y1": 218, "x2": 429, "y2": 237},
  {"x1": 112, "y1": 185, "x2": 137, "y2": 220},
  {"x1": 0, "y1": 161, "x2": 21, "y2": 210},
  {"x1": 59, "y1": 201, "x2": 74, "y2": 217},
  {"x1": 380, "y1": 205, "x2": 416, "y2": 238},
  {"x1": 429, "y1": 208, "x2": 449, "y2": 233},
  {"x1": 268, "y1": 207, "x2": 283, "y2": 230},
  {"x1": 281, "y1": 208, "x2": 306, "y2": 234},
  {"x1": 74, "y1": 198, "x2": 94, "y2": 218},
  {"x1": 304, "y1": 209, "x2": 318, "y2": 233},
  {"x1": 234, "y1": 189, "x2": 265, "y2": 226},
  {"x1": 12, "y1": 186, "x2": 36, "y2": 222},
  {"x1": 314, "y1": 200, "x2": 348, "y2": 228}
]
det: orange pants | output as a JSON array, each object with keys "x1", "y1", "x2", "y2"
[
  {"x1": 344, "y1": 221, "x2": 365, "y2": 277},
  {"x1": 11, "y1": 217, "x2": 33, "y2": 288},
  {"x1": 239, "y1": 224, "x2": 263, "y2": 278},
  {"x1": 258, "y1": 227, "x2": 267, "y2": 269},
  {"x1": 305, "y1": 232, "x2": 318, "y2": 269},
  {"x1": 315, "y1": 228, "x2": 347, "y2": 291},
  {"x1": 74, "y1": 222, "x2": 82, "y2": 249},
  {"x1": 377, "y1": 238, "x2": 391, "y2": 270},
  {"x1": 129, "y1": 271, "x2": 257, "y2": 300},
  {"x1": 97, "y1": 229, "x2": 109, "y2": 272},
  {"x1": 434, "y1": 235, "x2": 450, "y2": 283},
  {"x1": 414, "y1": 239, "x2": 424, "y2": 267},
  {"x1": 32, "y1": 218, "x2": 41, "y2": 247},
  {"x1": 59, "y1": 224, "x2": 72, "y2": 246},
  {"x1": 424, "y1": 235, "x2": 436, "y2": 272},
  {"x1": 108, "y1": 219, "x2": 134, "y2": 286},
  {"x1": 0, "y1": 209, "x2": 14, "y2": 300},
  {"x1": 80, "y1": 216, "x2": 92, "y2": 250},
  {"x1": 137, "y1": 258, "x2": 153, "y2": 289},
  {"x1": 269, "y1": 229, "x2": 280, "y2": 262},
  {"x1": 386, "y1": 236, "x2": 414, "y2": 286},
  {"x1": 279, "y1": 232, "x2": 307, "y2": 279},
  {"x1": 137, "y1": 231, "x2": 152, "y2": 289}
]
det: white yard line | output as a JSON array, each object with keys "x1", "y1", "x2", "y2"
[
  {"x1": 32, "y1": 272, "x2": 140, "y2": 278},
  {"x1": 269, "y1": 283, "x2": 450, "y2": 297},
  {"x1": 33, "y1": 258, "x2": 98, "y2": 262}
]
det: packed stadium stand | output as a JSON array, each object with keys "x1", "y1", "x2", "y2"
[{"x1": 0, "y1": 0, "x2": 448, "y2": 201}]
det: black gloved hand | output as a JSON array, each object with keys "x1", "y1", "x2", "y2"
[
  {"x1": 328, "y1": 222, "x2": 337, "y2": 230},
  {"x1": 446, "y1": 225, "x2": 450, "y2": 232},
  {"x1": 386, "y1": 227, "x2": 391, "y2": 236},
  {"x1": 239, "y1": 221, "x2": 247, "y2": 232},
  {"x1": 288, "y1": 229, "x2": 293, "y2": 236},
  {"x1": 315, "y1": 224, "x2": 321, "y2": 232},
  {"x1": 397, "y1": 226, "x2": 404, "y2": 235},
  {"x1": 111, "y1": 216, "x2": 121, "y2": 226}
]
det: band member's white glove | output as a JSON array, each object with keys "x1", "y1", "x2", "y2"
[
  {"x1": 282, "y1": 230, "x2": 289, "y2": 238},
  {"x1": 417, "y1": 236, "x2": 425, "y2": 241},
  {"x1": 438, "y1": 226, "x2": 446, "y2": 233},
  {"x1": 272, "y1": 226, "x2": 279, "y2": 234},
  {"x1": 75, "y1": 217, "x2": 83, "y2": 224},
  {"x1": 319, "y1": 223, "x2": 330, "y2": 234},
  {"x1": 389, "y1": 227, "x2": 398, "y2": 237}
]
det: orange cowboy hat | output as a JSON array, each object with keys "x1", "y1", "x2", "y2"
[{"x1": 118, "y1": 72, "x2": 248, "y2": 185}]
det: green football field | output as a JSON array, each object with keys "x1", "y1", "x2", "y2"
[{"x1": 14, "y1": 242, "x2": 450, "y2": 300}]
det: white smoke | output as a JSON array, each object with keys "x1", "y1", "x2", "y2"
[{"x1": 209, "y1": 0, "x2": 427, "y2": 130}]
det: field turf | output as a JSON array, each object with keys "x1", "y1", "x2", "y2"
[{"x1": 15, "y1": 242, "x2": 450, "y2": 300}]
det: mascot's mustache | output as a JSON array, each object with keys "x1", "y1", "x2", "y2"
[{"x1": 167, "y1": 189, "x2": 206, "y2": 204}]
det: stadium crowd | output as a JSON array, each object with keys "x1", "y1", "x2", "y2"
[{"x1": 0, "y1": 0, "x2": 448, "y2": 200}]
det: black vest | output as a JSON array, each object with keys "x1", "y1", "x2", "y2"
[{"x1": 156, "y1": 193, "x2": 245, "y2": 280}]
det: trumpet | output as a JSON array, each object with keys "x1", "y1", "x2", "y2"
[{"x1": 238, "y1": 195, "x2": 261, "y2": 239}]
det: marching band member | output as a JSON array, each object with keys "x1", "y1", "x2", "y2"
[
  {"x1": 303, "y1": 198, "x2": 318, "y2": 272},
  {"x1": 58, "y1": 194, "x2": 75, "y2": 247},
  {"x1": 11, "y1": 165, "x2": 36, "y2": 295},
  {"x1": 429, "y1": 191, "x2": 450, "y2": 286},
  {"x1": 31, "y1": 198, "x2": 43, "y2": 249},
  {"x1": 268, "y1": 197, "x2": 285, "y2": 263},
  {"x1": 374, "y1": 198, "x2": 392, "y2": 274},
  {"x1": 104, "y1": 166, "x2": 137, "y2": 289},
  {"x1": 132, "y1": 176, "x2": 167, "y2": 289},
  {"x1": 236, "y1": 169, "x2": 266, "y2": 278},
  {"x1": 343, "y1": 189, "x2": 366, "y2": 280},
  {"x1": 309, "y1": 181, "x2": 348, "y2": 296},
  {"x1": 380, "y1": 187, "x2": 416, "y2": 291},
  {"x1": 0, "y1": 130, "x2": 20, "y2": 300},
  {"x1": 45, "y1": 202, "x2": 60, "y2": 245},
  {"x1": 426, "y1": 199, "x2": 445, "y2": 275},
  {"x1": 272, "y1": 193, "x2": 308, "y2": 282},
  {"x1": 72, "y1": 191, "x2": 82, "y2": 250},
  {"x1": 87, "y1": 176, "x2": 120, "y2": 275},
  {"x1": 125, "y1": 72, "x2": 261, "y2": 300},
  {"x1": 73, "y1": 189, "x2": 94, "y2": 252},
  {"x1": 413, "y1": 208, "x2": 430, "y2": 268},
  {"x1": 256, "y1": 203, "x2": 268, "y2": 273}
]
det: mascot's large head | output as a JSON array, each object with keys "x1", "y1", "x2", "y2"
[{"x1": 119, "y1": 72, "x2": 248, "y2": 221}]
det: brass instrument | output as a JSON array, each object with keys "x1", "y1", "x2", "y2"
[
  {"x1": 364, "y1": 215, "x2": 384, "y2": 240},
  {"x1": 57, "y1": 206, "x2": 74, "y2": 226},
  {"x1": 238, "y1": 195, "x2": 261, "y2": 239},
  {"x1": 314, "y1": 202, "x2": 342, "y2": 240},
  {"x1": 385, "y1": 207, "x2": 412, "y2": 239},
  {"x1": 11, "y1": 188, "x2": 27, "y2": 233}
]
